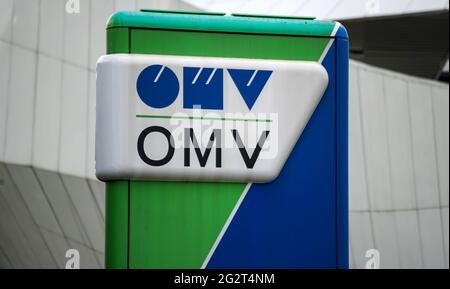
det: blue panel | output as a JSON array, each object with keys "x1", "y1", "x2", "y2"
[
  {"x1": 335, "y1": 24, "x2": 349, "y2": 39},
  {"x1": 207, "y1": 43, "x2": 337, "y2": 268},
  {"x1": 336, "y1": 37, "x2": 349, "y2": 269}
]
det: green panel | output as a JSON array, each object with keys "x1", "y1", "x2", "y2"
[
  {"x1": 108, "y1": 11, "x2": 337, "y2": 38},
  {"x1": 105, "y1": 181, "x2": 129, "y2": 268},
  {"x1": 129, "y1": 181, "x2": 245, "y2": 268},
  {"x1": 140, "y1": 9, "x2": 226, "y2": 16},
  {"x1": 231, "y1": 13, "x2": 316, "y2": 20},
  {"x1": 131, "y1": 29, "x2": 330, "y2": 61},
  {"x1": 107, "y1": 27, "x2": 129, "y2": 54}
]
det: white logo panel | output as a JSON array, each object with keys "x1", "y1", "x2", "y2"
[{"x1": 96, "y1": 54, "x2": 328, "y2": 183}]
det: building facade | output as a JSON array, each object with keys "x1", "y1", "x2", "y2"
[{"x1": 0, "y1": 0, "x2": 448, "y2": 268}]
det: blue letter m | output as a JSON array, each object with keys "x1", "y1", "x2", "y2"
[{"x1": 184, "y1": 67, "x2": 223, "y2": 110}]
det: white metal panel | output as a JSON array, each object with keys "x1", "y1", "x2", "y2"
[
  {"x1": 96, "y1": 251, "x2": 105, "y2": 268},
  {"x1": 39, "y1": 0, "x2": 65, "y2": 59},
  {"x1": 136, "y1": 0, "x2": 153, "y2": 9},
  {"x1": 324, "y1": 0, "x2": 368, "y2": 20},
  {"x1": 442, "y1": 208, "x2": 449, "y2": 268},
  {"x1": 408, "y1": 82, "x2": 441, "y2": 209},
  {"x1": 0, "y1": 41, "x2": 10, "y2": 162},
  {"x1": 358, "y1": 68, "x2": 393, "y2": 211},
  {"x1": 162, "y1": 0, "x2": 194, "y2": 10},
  {"x1": 419, "y1": 209, "x2": 446, "y2": 268},
  {"x1": 7, "y1": 164, "x2": 63, "y2": 235},
  {"x1": 4, "y1": 46, "x2": 36, "y2": 165},
  {"x1": 115, "y1": 0, "x2": 137, "y2": 11},
  {"x1": 64, "y1": 0, "x2": 89, "y2": 67},
  {"x1": 185, "y1": 0, "x2": 450, "y2": 20},
  {"x1": 383, "y1": 76, "x2": 416, "y2": 210},
  {"x1": 349, "y1": 212, "x2": 374, "y2": 269},
  {"x1": 372, "y1": 212, "x2": 400, "y2": 268},
  {"x1": 349, "y1": 240, "x2": 355, "y2": 269},
  {"x1": 32, "y1": 55, "x2": 62, "y2": 172},
  {"x1": 68, "y1": 240, "x2": 102, "y2": 269},
  {"x1": 375, "y1": 0, "x2": 413, "y2": 17},
  {"x1": 349, "y1": 65, "x2": 370, "y2": 211},
  {"x1": 59, "y1": 63, "x2": 88, "y2": 177},
  {"x1": 88, "y1": 179, "x2": 106, "y2": 220},
  {"x1": 11, "y1": 0, "x2": 39, "y2": 51},
  {"x1": 0, "y1": 248, "x2": 12, "y2": 268},
  {"x1": 89, "y1": 0, "x2": 114, "y2": 71},
  {"x1": 0, "y1": 196, "x2": 34, "y2": 268},
  {"x1": 405, "y1": 0, "x2": 449, "y2": 14},
  {"x1": 270, "y1": 0, "x2": 308, "y2": 16},
  {"x1": 394, "y1": 211, "x2": 423, "y2": 268},
  {"x1": 0, "y1": 0, "x2": 13, "y2": 42},
  {"x1": 237, "y1": 0, "x2": 278, "y2": 14},
  {"x1": 0, "y1": 164, "x2": 55, "y2": 268},
  {"x1": 62, "y1": 175, "x2": 104, "y2": 252},
  {"x1": 40, "y1": 229, "x2": 70, "y2": 269},
  {"x1": 34, "y1": 168, "x2": 92, "y2": 246},
  {"x1": 298, "y1": 0, "x2": 341, "y2": 19},
  {"x1": 0, "y1": 165, "x2": 35, "y2": 236},
  {"x1": 207, "y1": 0, "x2": 247, "y2": 14},
  {"x1": 86, "y1": 72, "x2": 96, "y2": 179},
  {"x1": 431, "y1": 86, "x2": 449, "y2": 207}
]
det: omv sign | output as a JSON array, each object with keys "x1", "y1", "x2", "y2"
[
  {"x1": 136, "y1": 65, "x2": 272, "y2": 110},
  {"x1": 96, "y1": 54, "x2": 329, "y2": 183}
]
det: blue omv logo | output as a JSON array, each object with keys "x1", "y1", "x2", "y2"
[{"x1": 136, "y1": 65, "x2": 272, "y2": 110}]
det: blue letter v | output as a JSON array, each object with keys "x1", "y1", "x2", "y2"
[{"x1": 228, "y1": 69, "x2": 272, "y2": 110}]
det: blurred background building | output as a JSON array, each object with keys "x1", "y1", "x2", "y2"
[{"x1": 0, "y1": 0, "x2": 448, "y2": 268}]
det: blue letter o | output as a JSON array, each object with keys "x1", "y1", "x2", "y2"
[{"x1": 136, "y1": 65, "x2": 179, "y2": 108}]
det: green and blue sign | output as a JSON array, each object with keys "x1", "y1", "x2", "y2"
[{"x1": 97, "y1": 10, "x2": 349, "y2": 269}]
